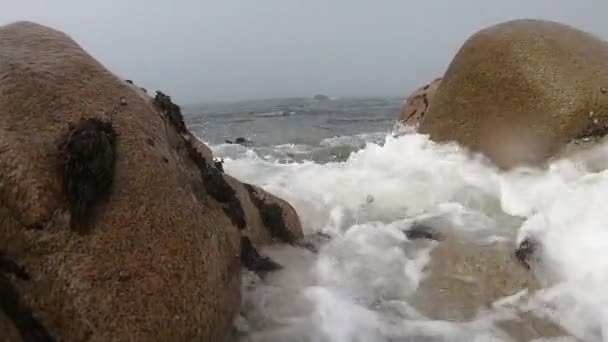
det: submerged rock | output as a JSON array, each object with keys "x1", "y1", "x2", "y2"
[
  {"x1": 411, "y1": 235, "x2": 565, "y2": 340},
  {"x1": 418, "y1": 19, "x2": 608, "y2": 169},
  {"x1": 0, "y1": 21, "x2": 301, "y2": 341},
  {"x1": 396, "y1": 78, "x2": 442, "y2": 128},
  {"x1": 225, "y1": 137, "x2": 253, "y2": 146}
]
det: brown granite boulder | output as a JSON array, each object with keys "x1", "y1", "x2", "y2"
[
  {"x1": 419, "y1": 19, "x2": 608, "y2": 169},
  {"x1": 396, "y1": 78, "x2": 442, "y2": 128},
  {"x1": 0, "y1": 21, "x2": 302, "y2": 341},
  {"x1": 225, "y1": 176, "x2": 303, "y2": 247}
]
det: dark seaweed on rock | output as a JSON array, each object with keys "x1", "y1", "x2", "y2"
[
  {"x1": 154, "y1": 89, "x2": 246, "y2": 230},
  {"x1": 154, "y1": 91, "x2": 187, "y2": 134},
  {"x1": 574, "y1": 123, "x2": 608, "y2": 140},
  {"x1": 240, "y1": 236, "x2": 282, "y2": 275},
  {"x1": 0, "y1": 251, "x2": 29, "y2": 281},
  {"x1": 186, "y1": 143, "x2": 246, "y2": 229},
  {"x1": 244, "y1": 184, "x2": 294, "y2": 243},
  {"x1": 214, "y1": 158, "x2": 225, "y2": 173},
  {"x1": 60, "y1": 118, "x2": 117, "y2": 232},
  {"x1": 0, "y1": 254, "x2": 55, "y2": 342}
]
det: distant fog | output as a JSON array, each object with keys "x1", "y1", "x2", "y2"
[{"x1": 3, "y1": 0, "x2": 608, "y2": 104}]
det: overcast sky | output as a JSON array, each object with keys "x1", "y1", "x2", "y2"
[{"x1": 3, "y1": 1, "x2": 608, "y2": 104}]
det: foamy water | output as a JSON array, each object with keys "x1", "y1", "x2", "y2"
[{"x1": 210, "y1": 131, "x2": 608, "y2": 342}]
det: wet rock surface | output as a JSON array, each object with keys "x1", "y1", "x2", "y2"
[
  {"x1": 396, "y1": 78, "x2": 442, "y2": 128},
  {"x1": 411, "y1": 234, "x2": 566, "y2": 341},
  {"x1": 418, "y1": 19, "x2": 608, "y2": 169},
  {"x1": 0, "y1": 21, "x2": 302, "y2": 341}
]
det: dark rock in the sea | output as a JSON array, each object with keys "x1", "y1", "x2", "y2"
[
  {"x1": 404, "y1": 223, "x2": 443, "y2": 241},
  {"x1": 225, "y1": 137, "x2": 253, "y2": 146},
  {"x1": 515, "y1": 238, "x2": 539, "y2": 270},
  {"x1": 313, "y1": 94, "x2": 331, "y2": 101},
  {"x1": 240, "y1": 237, "x2": 283, "y2": 276},
  {"x1": 294, "y1": 232, "x2": 332, "y2": 253},
  {"x1": 59, "y1": 118, "x2": 117, "y2": 232}
]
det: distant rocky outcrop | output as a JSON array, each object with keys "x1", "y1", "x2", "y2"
[
  {"x1": 396, "y1": 78, "x2": 442, "y2": 128},
  {"x1": 313, "y1": 94, "x2": 331, "y2": 101},
  {"x1": 0, "y1": 21, "x2": 302, "y2": 341},
  {"x1": 225, "y1": 137, "x2": 253, "y2": 146},
  {"x1": 415, "y1": 19, "x2": 608, "y2": 169}
]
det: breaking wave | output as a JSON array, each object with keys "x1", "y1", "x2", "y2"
[{"x1": 211, "y1": 131, "x2": 608, "y2": 341}]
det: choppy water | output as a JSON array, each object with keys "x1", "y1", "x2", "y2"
[{"x1": 185, "y1": 98, "x2": 608, "y2": 342}]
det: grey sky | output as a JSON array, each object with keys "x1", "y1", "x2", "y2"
[{"x1": 3, "y1": 1, "x2": 608, "y2": 104}]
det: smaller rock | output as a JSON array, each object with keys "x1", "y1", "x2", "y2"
[
  {"x1": 225, "y1": 137, "x2": 252, "y2": 147},
  {"x1": 396, "y1": 78, "x2": 442, "y2": 128},
  {"x1": 403, "y1": 223, "x2": 442, "y2": 241}
]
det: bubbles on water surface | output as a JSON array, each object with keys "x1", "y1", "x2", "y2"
[{"x1": 214, "y1": 131, "x2": 608, "y2": 342}]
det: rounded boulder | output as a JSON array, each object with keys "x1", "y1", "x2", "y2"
[
  {"x1": 419, "y1": 19, "x2": 608, "y2": 169},
  {"x1": 396, "y1": 78, "x2": 442, "y2": 128},
  {"x1": 0, "y1": 20, "x2": 302, "y2": 341}
]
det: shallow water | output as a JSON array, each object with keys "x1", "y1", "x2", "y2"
[{"x1": 186, "y1": 98, "x2": 608, "y2": 342}]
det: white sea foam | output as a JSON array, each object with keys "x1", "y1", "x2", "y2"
[{"x1": 215, "y1": 132, "x2": 608, "y2": 341}]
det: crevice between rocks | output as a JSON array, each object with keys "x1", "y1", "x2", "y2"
[
  {"x1": 240, "y1": 237, "x2": 282, "y2": 276},
  {"x1": 0, "y1": 251, "x2": 55, "y2": 342}
]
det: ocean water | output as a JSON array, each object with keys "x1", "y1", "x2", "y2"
[{"x1": 184, "y1": 98, "x2": 608, "y2": 342}]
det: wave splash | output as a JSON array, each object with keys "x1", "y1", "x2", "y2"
[{"x1": 214, "y1": 132, "x2": 608, "y2": 341}]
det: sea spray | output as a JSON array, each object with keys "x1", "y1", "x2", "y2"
[{"x1": 212, "y1": 131, "x2": 608, "y2": 341}]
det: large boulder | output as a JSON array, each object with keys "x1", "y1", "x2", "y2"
[
  {"x1": 419, "y1": 19, "x2": 608, "y2": 169},
  {"x1": 396, "y1": 78, "x2": 442, "y2": 128},
  {"x1": 0, "y1": 21, "x2": 302, "y2": 341}
]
